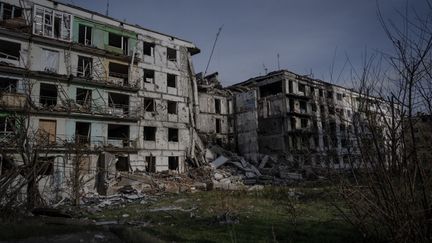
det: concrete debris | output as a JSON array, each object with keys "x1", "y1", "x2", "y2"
[{"x1": 211, "y1": 156, "x2": 229, "y2": 169}]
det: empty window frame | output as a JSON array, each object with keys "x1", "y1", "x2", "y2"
[
  {"x1": 0, "y1": 117, "x2": 14, "y2": 134},
  {"x1": 299, "y1": 101, "x2": 307, "y2": 113},
  {"x1": 146, "y1": 156, "x2": 156, "y2": 173},
  {"x1": 168, "y1": 128, "x2": 178, "y2": 142},
  {"x1": 108, "y1": 32, "x2": 128, "y2": 55},
  {"x1": 143, "y1": 42, "x2": 154, "y2": 56},
  {"x1": 301, "y1": 118, "x2": 308, "y2": 128},
  {"x1": 115, "y1": 156, "x2": 129, "y2": 171},
  {"x1": 77, "y1": 56, "x2": 92, "y2": 78},
  {"x1": 168, "y1": 156, "x2": 179, "y2": 170},
  {"x1": 33, "y1": 5, "x2": 72, "y2": 41},
  {"x1": 76, "y1": 88, "x2": 92, "y2": 107},
  {"x1": 259, "y1": 81, "x2": 282, "y2": 98},
  {"x1": 78, "y1": 24, "x2": 92, "y2": 45},
  {"x1": 39, "y1": 83, "x2": 58, "y2": 106},
  {"x1": 167, "y1": 73, "x2": 176, "y2": 88},
  {"x1": 167, "y1": 100, "x2": 177, "y2": 114},
  {"x1": 144, "y1": 98, "x2": 154, "y2": 112},
  {"x1": 143, "y1": 126, "x2": 156, "y2": 141},
  {"x1": 327, "y1": 91, "x2": 333, "y2": 99},
  {"x1": 336, "y1": 93, "x2": 343, "y2": 100},
  {"x1": 108, "y1": 92, "x2": 129, "y2": 115},
  {"x1": 0, "y1": 2, "x2": 22, "y2": 21},
  {"x1": 0, "y1": 39, "x2": 20, "y2": 61},
  {"x1": 298, "y1": 83, "x2": 306, "y2": 93},
  {"x1": 75, "y1": 121, "x2": 91, "y2": 144},
  {"x1": 167, "y1": 47, "x2": 177, "y2": 62},
  {"x1": 143, "y1": 69, "x2": 154, "y2": 83},
  {"x1": 107, "y1": 124, "x2": 130, "y2": 147},
  {"x1": 42, "y1": 49, "x2": 59, "y2": 73},
  {"x1": 214, "y1": 98, "x2": 221, "y2": 114},
  {"x1": 0, "y1": 77, "x2": 17, "y2": 92},
  {"x1": 215, "y1": 118, "x2": 221, "y2": 133},
  {"x1": 37, "y1": 157, "x2": 54, "y2": 175},
  {"x1": 109, "y1": 62, "x2": 129, "y2": 84}
]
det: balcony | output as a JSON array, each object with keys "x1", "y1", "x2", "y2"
[
  {"x1": 0, "y1": 92, "x2": 26, "y2": 109},
  {"x1": 29, "y1": 95, "x2": 140, "y2": 121}
]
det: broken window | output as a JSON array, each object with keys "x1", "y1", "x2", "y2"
[
  {"x1": 214, "y1": 98, "x2": 221, "y2": 114},
  {"x1": 215, "y1": 118, "x2": 221, "y2": 133},
  {"x1": 168, "y1": 156, "x2": 179, "y2": 171},
  {"x1": 143, "y1": 126, "x2": 156, "y2": 141},
  {"x1": 108, "y1": 32, "x2": 128, "y2": 55},
  {"x1": 77, "y1": 56, "x2": 92, "y2": 78},
  {"x1": 108, "y1": 92, "x2": 129, "y2": 115},
  {"x1": 0, "y1": 3, "x2": 22, "y2": 21},
  {"x1": 311, "y1": 104, "x2": 317, "y2": 112},
  {"x1": 143, "y1": 69, "x2": 155, "y2": 83},
  {"x1": 0, "y1": 117, "x2": 14, "y2": 135},
  {"x1": 288, "y1": 80, "x2": 293, "y2": 93},
  {"x1": 146, "y1": 156, "x2": 156, "y2": 173},
  {"x1": 115, "y1": 156, "x2": 129, "y2": 171},
  {"x1": 168, "y1": 128, "x2": 178, "y2": 142},
  {"x1": 298, "y1": 83, "x2": 306, "y2": 93},
  {"x1": 143, "y1": 42, "x2": 154, "y2": 56},
  {"x1": 167, "y1": 73, "x2": 176, "y2": 88},
  {"x1": 337, "y1": 93, "x2": 343, "y2": 101},
  {"x1": 0, "y1": 77, "x2": 17, "y2": 92},
  {"x1": 328, "y1": 106, "x2": 335, "y2": 115},
  {"x1": 167, "y1": 100, "x2": 177, "y2": 114},
  {"x1": 39, "y1": 83, "x2": 57, "y2": 106},
  {"x1": 319, "y1": 89, "x2": 323, "y2": 97},
  {"x1": 36, "y1": 157, "x2": 54, "y2": 175},
  {"x1": 327, "y1": 91, "x2": 333, "y2": 99},
  {"x1": 301, "y1": 118, "x2": 308, "y2": 128},
  {"x1": 0, "y1": 39, "x2": 20, "y2": 61},
  {"x1": 109, "y1": 62, "x2": 129, "y2": 85},
  {"x1": 33, "y1": 5, "x2": 71, "y2": 41},
  {"x1": 42, "y1": 49, "x2": 59, "y2": 73},
  {"x1": 107, "y1": 124, "x2": 130, "y2": 147},
  {"x1": 76, "y1": 88, "x2": 92, "y2": 108},
  {"x1": 144, "y1": 98, "x2": 154, "y2": 112},
  {"x1": 289, "y1": 99, "x2": 295, "y2": 112},
  {"x1": 167, "y1": 47, "x2": 177, "y2": 62},
  {"x1": 78, "y1": 24, "x2": 92, "y2": 45},
  {"x1": 259, "y1": 81, "x2": 282, "y2": 98},
  {"x1": 299, "y1": 101, "x2": 307, "y2": 113},
  {"x1": 75, "y1": 122, "x2": 91, "y2": 144},
  {"x1": 291, "y1": 118, "x2": 296, "y2": 130},
  {"x1": 38, "y1": 119, "x2": 56, "y2": 144}
]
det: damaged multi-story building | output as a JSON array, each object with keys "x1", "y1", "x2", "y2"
[
  {"x1": 0, "y1": 0, "x2": 201, "y2": 198},
  {"x1": 228, "y1": 70, "x2": 393, "y2": 169}
]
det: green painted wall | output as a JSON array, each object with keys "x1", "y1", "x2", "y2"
[{"x1": 72, "y1": 17, "x2": 138, "y2": 56}]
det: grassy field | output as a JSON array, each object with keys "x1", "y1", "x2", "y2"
[
  {"x1": 90, "y1": 186, "x2": 363, "y2": 243},
  {"x1": 0, "y1": 186, "x2": 366, "y2": 242}
]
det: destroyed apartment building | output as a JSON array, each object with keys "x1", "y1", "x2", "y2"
[
  {"x1": 0, "y1": 0, "x2": 395, "y2": 203},
  {"x1": 0, "y1": 0, "x2": 201, "y2": 199},
  {"x1": 227, "y1": 70, "x2": 393, "y2": 169}
]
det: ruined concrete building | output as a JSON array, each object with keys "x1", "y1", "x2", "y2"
[
  {"x1": 0, "y1": 0, "x2": 201, "y2": 196},
  {"x1": 228, "y1": 70, "x2": 392, "y2": 168}
]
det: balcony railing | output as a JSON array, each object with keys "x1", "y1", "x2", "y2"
[{"x1": 30, "y1": 95, "x2": 140, "y2": 119}]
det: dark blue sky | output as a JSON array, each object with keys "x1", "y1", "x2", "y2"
[{"x1": 63, "y1": 0, "x2": 425, "y2": 86}]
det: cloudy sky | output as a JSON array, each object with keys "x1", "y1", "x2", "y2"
[{"x1": 63, "y1": 0, "x2": 426, "y2": 86}]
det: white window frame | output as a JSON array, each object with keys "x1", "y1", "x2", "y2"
[{"x1": 33, "y1": 5, "x2": 73, "y2": 42}]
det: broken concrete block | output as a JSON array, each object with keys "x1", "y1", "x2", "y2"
[
  {"x1": 211, "y1": 156, "x2": 230, "y2": 169},
  {"x1": 193, "y1": 182, "x2": 207, "y2": 191},
  {"x1": 248, "y1": 185, "x2": 264, "y2": 191},
  {"x1": 213, "y1": 172, "x2": 224, "y2": 180}
]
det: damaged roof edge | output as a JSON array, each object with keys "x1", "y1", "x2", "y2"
[
  {"x1": 230, "y1": 69, "x2": 359, "y2": 94},
  {"x1": 47, "y1": 0, "x2": 199, "y2": 52}
]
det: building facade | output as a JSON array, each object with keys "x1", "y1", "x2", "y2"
[{"x1": 0, "y1": 0, "x2": 200, "y2": 197}]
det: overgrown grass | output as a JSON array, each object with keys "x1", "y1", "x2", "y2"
[{"x1": 88, "y1": 186, "x2": 365, "y2": 242}]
